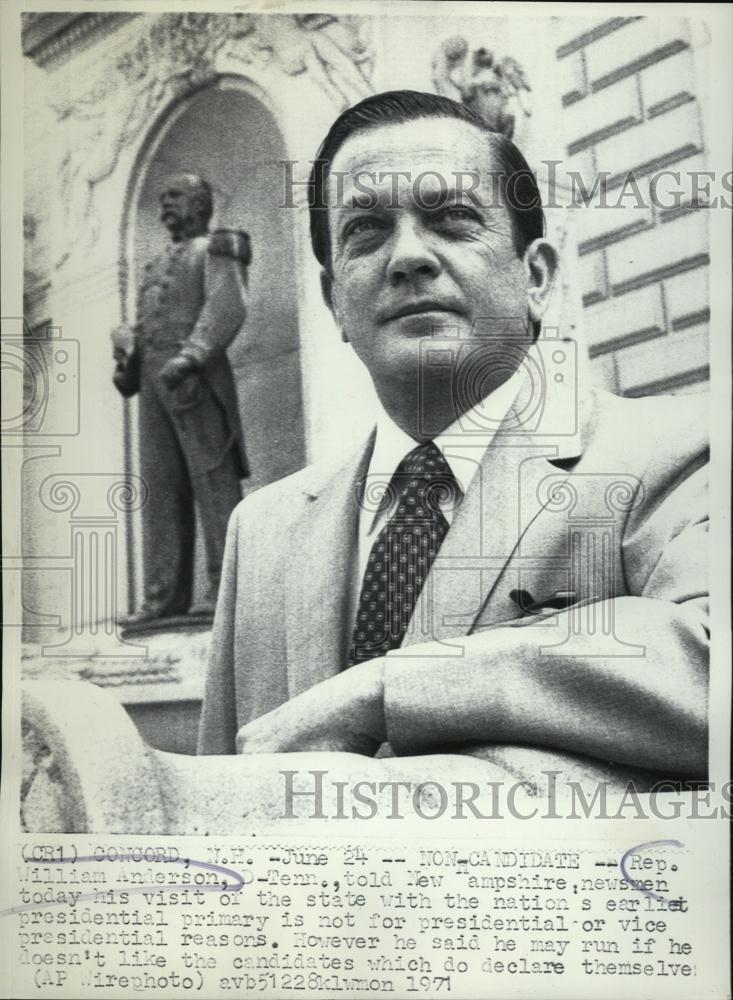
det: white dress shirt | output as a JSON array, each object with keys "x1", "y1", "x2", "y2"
[{"x1": 353, "y1": 368, "x2": 526, "y2": 613}]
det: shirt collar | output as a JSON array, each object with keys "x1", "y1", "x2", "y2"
[{"x1": 364, "y1": 367, "x2": 526, "y2": 534}]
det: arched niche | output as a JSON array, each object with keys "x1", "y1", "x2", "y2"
[{"x1": 122, "y1": 75, "x2": 306, "y2": 607}]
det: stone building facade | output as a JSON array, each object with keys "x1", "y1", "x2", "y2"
[{"x1": 555, "y1": 16, "x2": 712, "y2": 397}]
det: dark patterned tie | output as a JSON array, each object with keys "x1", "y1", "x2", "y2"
[{"x1": 348, "y1": 441, "x2": 461, "y2": 665}]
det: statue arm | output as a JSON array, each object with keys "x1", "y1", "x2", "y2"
[{"x1": 178, "y1": 237, "x2": 249, "y2": 368}]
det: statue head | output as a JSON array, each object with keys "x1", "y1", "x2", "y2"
[{"x1": 158, "y1": 173, "x2": 213, "y2": 240}]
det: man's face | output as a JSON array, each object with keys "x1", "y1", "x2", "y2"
[
  {"x1": 322, "y1": 118, "x2": 546, "y2": 402},
  {"x1": 159, "y1": 176, "x2": 201, "y2": 237}
]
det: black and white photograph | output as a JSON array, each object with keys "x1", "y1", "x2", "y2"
[{"x1": 1, "y1": 2, "x2": 730, "y2": 997}]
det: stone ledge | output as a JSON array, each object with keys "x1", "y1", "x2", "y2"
[
  {"x1": 21, "y1": 627, "x2": 210, "y2": 707},
  {"x1": 22, "y1": 12, "x2": 137, "y2": 68}
]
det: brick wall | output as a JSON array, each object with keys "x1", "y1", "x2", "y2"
[{"x1": 556, "y1": 17, "x2": 710, "y2": 396}]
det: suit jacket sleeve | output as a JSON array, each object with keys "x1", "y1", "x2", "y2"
[
  {"x1": 179, "y1": 244, "x2": 247, "y2": 367},
  {"x1": 197, "y1": 505, "x2": 241, "y2": 754},
  {"x1": 383, "y1": 429, "x2": 710, "y2": 777}
]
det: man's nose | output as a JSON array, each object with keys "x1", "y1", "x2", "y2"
[{"x1": 385, "y1": 217, "x2": 440, "y2": 284}]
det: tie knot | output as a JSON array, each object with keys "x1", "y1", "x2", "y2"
[
  {"x1": 354, "y1": 441, "x2": 461, "y2": 521},
  {"x1": 392, "y1": 440, "x2": 461, "y2": 512},
  {"x1": 401, "y1": 440, "x2": 450, "y2": 478}
]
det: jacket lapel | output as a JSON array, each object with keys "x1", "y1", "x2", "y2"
[
  {"x1": 283, "y1": 359, "x2": 596, "y2": 674},
  {"x1": 285, "y1": 434, "x2": 375, "y2": 697},
  {"x1": 403, "y1": 368, "x2": 593, "y2": 646}
]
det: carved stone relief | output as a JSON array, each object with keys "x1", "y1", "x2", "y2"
[
  {"x1": 47, "y1": 13, "x2": 374, "y2": 270},
  {"x1": 432, "y1": 36, "x2": 531, "y2": 138},
  {"x1": 225, "y1": 13, "x2": 373, "y2": 108}
]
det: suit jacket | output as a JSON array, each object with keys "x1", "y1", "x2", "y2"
[{"x1": 198, "y1": 374, "x2": 709, "y2": 779}]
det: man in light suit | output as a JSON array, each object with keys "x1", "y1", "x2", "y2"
[{"x1": 198, "y1": 91, "x2": 708, "y2": 782}]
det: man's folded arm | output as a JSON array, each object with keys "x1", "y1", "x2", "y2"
[
  {"x1": 383, "y1": 592, "x2": 708, "y2": 775},
  {"x1": 384, "y1": 450, "x2": 709, "y2": 777}
]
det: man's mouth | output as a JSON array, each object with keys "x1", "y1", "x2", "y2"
[{"x1": 382, "y1": 300, "x2": 462, "y2": 322}]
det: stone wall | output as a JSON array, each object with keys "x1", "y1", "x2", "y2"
[{"x1": 555, "y1": 16, "x2": 712, "y2": 396}]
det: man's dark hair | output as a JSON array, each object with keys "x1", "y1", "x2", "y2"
[{"x1": 308, "y1": 89, "x2": 545, "y2": 274}]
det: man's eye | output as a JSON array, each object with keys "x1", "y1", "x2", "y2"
[
  {"x1": 437, "y1": 206, "x2": 477, "y2": 222},
  {"x1": 344, "y1": 217, "x2": 382, "y2": 238}
]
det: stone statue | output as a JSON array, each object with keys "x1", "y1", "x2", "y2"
[
  {"x1": 432, "y1": 36, "x2": 531, "y2": 139},
  {"x1": 112, "y1": 173, "x2": 250, "y2": 629}
]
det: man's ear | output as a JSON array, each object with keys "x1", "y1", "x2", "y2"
[
  {"x1": 320, "y1": 268, "x2": 349, "y2": 343},
  {"x1": 524, "y1": 239, "x2": 558, "y2": 325}
]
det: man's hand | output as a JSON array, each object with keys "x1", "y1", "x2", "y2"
[
  {"x1": 159, "y1": 353, "x2": 199, "y2": 389},
  {"x1": 236, "y1": 659, "x2": 387, "y2": 755}
]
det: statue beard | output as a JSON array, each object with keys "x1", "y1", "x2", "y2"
[{"x1": 163, "y1": 212, "x2": 206, "y2": 242}]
